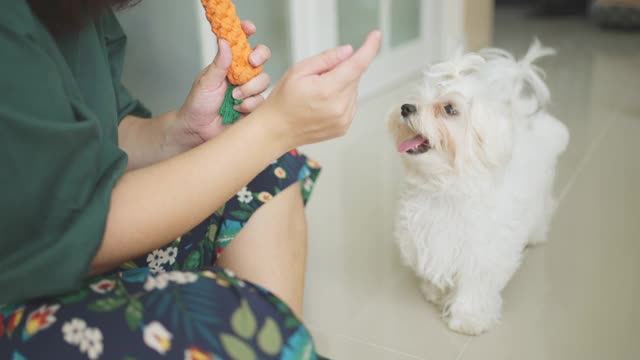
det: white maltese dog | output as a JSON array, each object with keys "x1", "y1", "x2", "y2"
[{"x1": 388, "y1": 40, "x2": 569, "y2": 335}]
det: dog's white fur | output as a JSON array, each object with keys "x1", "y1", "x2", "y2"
[{"x1": 388, "y1": 41, "x2": 569, "y2": 335}]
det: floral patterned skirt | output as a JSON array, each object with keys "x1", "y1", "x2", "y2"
[{"x1": 0, "y1": 150, "x2": 321, "y2": 360}]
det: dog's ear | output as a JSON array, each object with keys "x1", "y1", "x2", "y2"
[{"x1": 463, "y1": 101, "x2": 513, "y2": 170}]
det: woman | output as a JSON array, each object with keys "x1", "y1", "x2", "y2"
[{"x1": 0, "y1": 0, "x2": 381, "y2": 358}]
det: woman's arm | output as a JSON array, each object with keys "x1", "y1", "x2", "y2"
[
  {"x1": 93, "y1": 30, "x2": 382, "y2": 274},
  {"x1": 94, "y1": 108, "x2": 282, "y2": 273},
  {"x1": 117, "y1": 112, "x2": 182, "y2": 170}
]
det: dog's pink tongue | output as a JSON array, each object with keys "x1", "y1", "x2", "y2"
[{"x1": 398, "y1": 135, "x2": 426, "y2": 153}]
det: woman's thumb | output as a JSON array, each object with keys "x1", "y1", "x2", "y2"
[{"x1": 202, "y1": 39, "x2": 233, "y2": 87}]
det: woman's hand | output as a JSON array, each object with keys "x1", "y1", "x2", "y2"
[
  {"x1": 172, "y1": 21, "x2": 271, "y2": 149},
  {"x1": 259, "y1": 30, "x2": 382, "y2": 150}
]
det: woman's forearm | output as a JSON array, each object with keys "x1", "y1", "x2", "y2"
[
  {"x1": 93, "y1": 109, "x2": 285, "y2": 273},
  {"x1": 118, "y1": 113, "x2": 187, "y2": 170}
]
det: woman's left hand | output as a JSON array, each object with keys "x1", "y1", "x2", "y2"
[{"x1": 172, "y1": 20, "x2": 271, "y2": 149}]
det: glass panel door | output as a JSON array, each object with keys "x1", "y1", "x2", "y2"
[
  {"x1": 337, "y1": 0, "x2": 380, "y2": 46},
  {"x1": 234, "y1": 0, "x2": 292, "y2": 82},
  {"x1": 391, "y1": 0, "x2": 422, "y2": 47},
  {"x1": 331, "y1": 0, "x2": 438, "y2": 97}
]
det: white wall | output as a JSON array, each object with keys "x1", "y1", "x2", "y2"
[{"x1": 117, "y1": 0, "x2": 204, "y2": 115}]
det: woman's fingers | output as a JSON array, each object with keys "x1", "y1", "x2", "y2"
[
  {"x1": 325, "y1": 30, "x2": 382, "y2": 87},
  {"x1": 235, "y1": 94, "x2": 265, "y2": 113},
  {"x1": 240, "y1": 21, "x2": 271, "y2": 67},
  {"x1": 249, "y1": 45, "x2": 271, "y2": 67},
  {"x1": 241, "y1": 20, "x2": 257, "y2": 37},
  {"x1": 233, "y1": 73, "x2": 271, "y2": 100}
]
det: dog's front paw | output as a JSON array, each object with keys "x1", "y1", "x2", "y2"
[
  {"x1": 447, "y1": 314, "x2": 494, "y2": 336},
  {"x1": 444, "y1": 295, "x2": 501, "y2": 336}
]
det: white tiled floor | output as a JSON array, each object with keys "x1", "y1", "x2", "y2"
[{"x1": 301, "y1": 8, "x2": 640, "y2": 360}]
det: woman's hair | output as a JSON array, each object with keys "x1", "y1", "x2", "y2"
[{"x1": 27, "y1": 0, "x2": 140, "y2": 34}]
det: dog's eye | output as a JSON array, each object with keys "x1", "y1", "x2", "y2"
[{"x1": 444, "y1": 104, "x2": 458, "y2": 116}]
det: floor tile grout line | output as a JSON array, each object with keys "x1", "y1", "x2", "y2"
[
  {"x1": 309, "y1": 326, "x2": 428, "y2": 360},
  {"x1": 331, "y1": 332, "x2": 429, "y2": 360},
  {"x1": 454, "y1": 337, "x2": 473, "y2": 360},
  {"x1": 558, "y1": 121, "x2": 614, "y2": 202}
]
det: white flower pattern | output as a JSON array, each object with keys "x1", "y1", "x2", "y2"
[
  {"x1": 146, "y1": 249, "x2": 165, "y2": 268},
  {"x1": 149, "y1": 263, "x2": 166, "y2": 275},
  {"x1": 146, "y1": 246, "x2": 180, "y2": 273},
  {"x1": 144, "y1": 271, "x2": 198, "y2": 292},
  {"x1": 144, "y1": 274, "x2": 169, "y2": 291},
  {"x1": 167, "y1": 271, "x2": 198, "y2": 284},
  {"x1": 236, "y1": 187, "x2": 253, "y2": 203},
  {"x1": 62, "y1": 318, "x2": 86, "y2": 345},
  {"x1": 163, "y1": 247, "x2": 178, "y2": 265},
  {"x1": 62, "y1": 319, "x2": 103, "y2": 359},
  {"x1": 80, "y1": 328, "x2": 104, "y2": 360}
]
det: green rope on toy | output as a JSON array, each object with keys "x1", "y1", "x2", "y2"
[{"x1": 220, "y1": 85, "x2": 243, "y2": 125}]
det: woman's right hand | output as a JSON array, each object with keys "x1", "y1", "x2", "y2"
[{"x1": 262, "y1": 30, "x2": 382, "y2": 149}]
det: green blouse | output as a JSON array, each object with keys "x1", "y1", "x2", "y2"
[{"x1": 0, "y1": 2, "x2": 151, "y2": 304}]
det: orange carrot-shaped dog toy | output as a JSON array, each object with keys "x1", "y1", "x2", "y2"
[{"x1": 201, "y1": 0, "x2": 264, "y2": 124}]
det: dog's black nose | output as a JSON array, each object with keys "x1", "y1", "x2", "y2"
[{"x1": 401, "y1": 104, "x2": 417, "y2": 118}]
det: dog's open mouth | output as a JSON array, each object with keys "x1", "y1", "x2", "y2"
[{"x1": 398, "y1": 135, "x2": 431, "y2": 155}]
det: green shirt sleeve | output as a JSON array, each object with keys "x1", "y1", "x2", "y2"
[
  {"x1": 101, "y1": 11, "x2": 152, "y2": 121},
  {"x1": 0, "y1": 23, "x2": 128, "y2": 304}
]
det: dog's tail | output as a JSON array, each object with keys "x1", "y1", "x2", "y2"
[
  {"x1": 520, "y1": 38, "x2": 556, "y2": 66},
  {"x1": 517, "y1": 39, "x2": 556, "y2": 111},
  {"x1": 480, "y1": 39, "x2": 556, "y2": 116}
]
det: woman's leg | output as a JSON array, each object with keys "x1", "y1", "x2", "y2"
[
  {"x1": 121, "y1": 150, "x2": 320, "y2": 319},
  {"x1": 216, "y1": 182, "x2": 308, "y2": 318},
  {"x1": 0, "y1": 267, "x2": 316, "y2": 359},
  {"x1": 0, "y1": 153, "x2": 322, "y2": 359}
]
